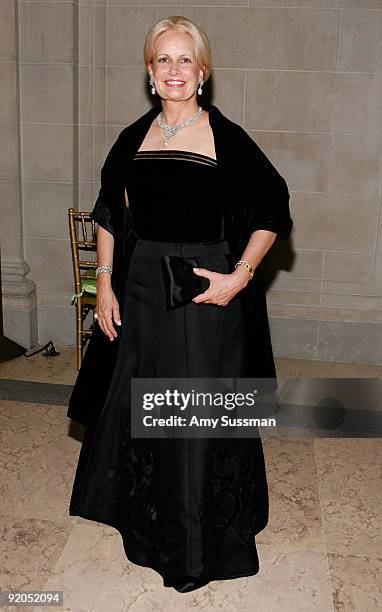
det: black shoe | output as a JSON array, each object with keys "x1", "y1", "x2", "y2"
[{"x1": 172, "y1": 578, "x2": 209, "y2": 593}]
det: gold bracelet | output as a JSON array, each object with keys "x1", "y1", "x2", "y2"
[{"x1": 235, "y1": 259, "x2": 255, "y2": 279}]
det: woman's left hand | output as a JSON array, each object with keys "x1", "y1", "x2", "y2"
[{"x1": 191, "y1": 265, "x2": 251, "y2": 306}]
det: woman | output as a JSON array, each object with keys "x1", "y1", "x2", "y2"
[{"x1": 67, "y1": 16, "x2": 293, "y2": 592}]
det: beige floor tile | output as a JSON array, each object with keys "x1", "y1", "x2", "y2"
[
  {"x1": 259, "y1": 437, "x2": 325, "y2": 553},
  {"x1": 328, "y1": 553, "x2": 382, "y2": 612},
  {"x1": 0, "y1": 514, "x2": 74, "y2": 592},
  {"x1": 315, "y1": 441, "x2": 380, "y2": 558},
  {"x1": 0, "y1": 400, "x2": 80, "y2": 521},
  {"x1": 314, "y1": 438, "x2": 382, "y2": 467}
]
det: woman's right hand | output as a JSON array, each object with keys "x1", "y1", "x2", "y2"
[{"x1": 95, "y1": 275, "x2": 121, "y2": 341}]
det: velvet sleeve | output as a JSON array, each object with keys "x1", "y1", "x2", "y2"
[
  {"x1": 89, "y1": 134, "x2": 123, "y2": 237},
  {"x1": 247, "y1": 137, "x2": 293, "y2": 241},
  {"x1": 90, "y1": 192, "x2": 115, "y2": 236}
]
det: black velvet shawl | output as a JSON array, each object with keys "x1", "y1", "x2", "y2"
[
  {"x1": 91, "y1": 103, "x2": 292, "y2": 307},
  {"x1": 68, "y1": 103, "x2": 293, "y2": 427}
]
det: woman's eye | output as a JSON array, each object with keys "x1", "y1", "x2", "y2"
[{"x1": 157, "y1": 57, "x2": 192, "y2": 63}]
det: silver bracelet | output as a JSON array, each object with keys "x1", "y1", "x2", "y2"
[{"x1": 95, "y1": 264, "x2": 112, "y2": 278}]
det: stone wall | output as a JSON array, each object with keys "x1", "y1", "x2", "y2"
[{"x1": 1, "y1": 1, "x2": 382, "y2": 363}]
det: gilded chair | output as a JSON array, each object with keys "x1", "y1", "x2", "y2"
[{"x1": 68, "y1": 208, "x2": 98, "y2": 370}]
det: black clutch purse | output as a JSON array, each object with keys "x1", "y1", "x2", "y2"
[{"x1": 161, "y1": 255, "x2": 211, "y2": 310}]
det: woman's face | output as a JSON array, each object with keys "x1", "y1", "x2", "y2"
[{"x1": 148, "y1": 30, "x2": 204, "y2": 103}]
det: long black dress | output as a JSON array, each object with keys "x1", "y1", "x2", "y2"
[{"x1": 68, "y1": 149, "x2": 269, "y2": 592}]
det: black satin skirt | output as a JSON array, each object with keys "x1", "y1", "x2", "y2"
[{"x1": 68, "y1": 234, "x2": 269, "y2": 592}]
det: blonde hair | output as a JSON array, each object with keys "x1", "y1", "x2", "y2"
[{"x1": 143, "y1": 16, "x2": 212, "y2": 82}]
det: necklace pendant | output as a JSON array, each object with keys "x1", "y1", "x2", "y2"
[{"x1": 156, "y1": 106, "x2": 203, "y2": 147}]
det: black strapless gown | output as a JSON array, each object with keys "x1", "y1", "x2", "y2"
[{"x1": 68, "y1": 149, "x2": 269, "y2": 592}]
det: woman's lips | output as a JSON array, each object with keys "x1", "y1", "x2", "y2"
[{"x1": 165, "y1": 81, "x2": 185, "y2": 87}]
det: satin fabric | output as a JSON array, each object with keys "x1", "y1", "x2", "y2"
[
  {"x1": 161, "y1": 254, "x2": 211, "y2": 310},
  {"x1": 68, "y1": 233, "x2": 268, "y2": 590},
  {"x1": 161, "y1": 251, "x2": 236, "y2": 310}
]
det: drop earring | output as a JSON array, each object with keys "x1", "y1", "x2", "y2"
[
  {"x1": 198, "y1": 79, "x2": 204, "y2": 95},
  {"x1": 149, "y1": 75, "x2": 156, "y2": 95}
]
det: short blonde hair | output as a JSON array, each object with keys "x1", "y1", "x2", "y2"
[{"x1": 143, "y1": 16, "x2": 212, "y2": 82}]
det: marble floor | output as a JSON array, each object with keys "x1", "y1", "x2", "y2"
[{"x1": 0, "y1": 348, "x2": 381, "y2": 611}]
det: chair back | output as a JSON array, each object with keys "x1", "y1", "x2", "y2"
[{"x1": 68, "y1": 208, "x2": 97, "y2": 300}]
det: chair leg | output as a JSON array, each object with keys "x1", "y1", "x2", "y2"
[{"x1": 76, "y1": 298, "x2": 83, "y2": 370}]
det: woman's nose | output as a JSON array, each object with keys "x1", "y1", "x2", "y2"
[{"x1": 169, "y1": 61, "x2": 181, "y2": 75}]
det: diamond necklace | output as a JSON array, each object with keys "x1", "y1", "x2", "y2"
[{"x1": 156, "y1": 106, "x2": 203, "y2": 147}]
